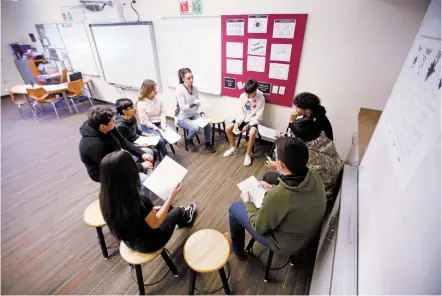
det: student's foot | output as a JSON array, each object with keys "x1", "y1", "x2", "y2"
[
  {"x1": 177, "y1": 202, "x2": 197, "y2": 228},
  {"x1": 223, "y1": 232, "x2": 247, "y2": 260},
  {"x1": 205, "y1": 142, "x2": 216, "y2": 153},
  {"x1": 223, "y1": 147, "x2": 238, "y2": 157},
  {"x1": 244, "y1": 154, "x2": 252, "y2": 167},
  {"x1": 186, "y1": 139, "x2": 197, "y2": 152}
]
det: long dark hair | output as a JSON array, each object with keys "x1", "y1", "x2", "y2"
[
  {"x1": 99, "y1": 151, "x2": 145, "y2": 241},
  {"x1": 178, "y1": 68, "x2": 192, "y2": 84}
]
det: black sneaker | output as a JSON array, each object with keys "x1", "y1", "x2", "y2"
[
  {"x1": 205, "y1": 142, "x2": 216, "y2": 153},
  {"x1": 176, "y1": 202, "x2": 197, "y2": 228},
  {"x1": 186, "y1": 139, "x2": 197, "y2": 152},
  {"x1": 233, "y1": 250, "x2": 248, "y2": 260}
]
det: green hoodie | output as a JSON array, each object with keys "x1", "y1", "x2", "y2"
[{"x1": 245, "y1": 169, "x2": 326, "y2": 256}]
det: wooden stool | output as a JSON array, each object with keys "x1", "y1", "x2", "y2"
[
  {"x1": 119, "y1": 242, "x2": 178, "y2": 295},
  {"x1": 83, "y1": 200, "x2": 108, "y2": 259},
  {"x1": 184, "y1": 229, "x2": 231, "y2": 295},
  {"x1": 209, "y1": 118, "x2": 228, "y2": 147}
]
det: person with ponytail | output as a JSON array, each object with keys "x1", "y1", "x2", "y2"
[
  {"x1": 137, "y1": 79, "x2": 169, "y2": 157},
  {"x1": 175, "y1": 68, "x2": 215, "y2": 153}
]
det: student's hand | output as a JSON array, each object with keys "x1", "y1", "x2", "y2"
[
  {"x1": 193, "y1": 99, "x2": 201, "y2": 106},
  {"x1": 266, "y1": 161, "x2": 278, "y2": 170},
  {"x1": 289, "y1": 111, "x2": 298, "y2": 123},
  {"x1": 242, "y1": 124, "x2": 249, "y2": 132},
  {"x1": 170, "y1": 182, "x2": 182, "y2": 199},
  {"x1": 153, "y1": 206, "x2": 161, "y2": 212},
  {"x1": 141, "y1": 161, "x2": 153, "y2": 170},
  {"x1": 240, "y1": 191, "x2": 250, "y2": 203},
  {"x1": 258, "y1": 181, "x2": 273, "y2": 191},
  {"x1": 143, "y1": 132, "x2": 155, "y2": 137},
  {"x1": 142, "y1": 153, "x2": 154, "y2": 162}
]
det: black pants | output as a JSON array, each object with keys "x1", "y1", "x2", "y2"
[
  {"x1": 263, "y1": 171, "x2": 281, "y2": 185},
  {"x1": 127, "y1": 207, "x2": 186, "y2": 253}
]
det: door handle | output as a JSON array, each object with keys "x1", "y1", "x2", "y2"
[{"x1": 327, "y1": 229, "x2": 336, "y2": 241}]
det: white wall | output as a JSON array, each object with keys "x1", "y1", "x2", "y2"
[{"x1": 1, "y1": 0, "x2": 429, "y2": 158}]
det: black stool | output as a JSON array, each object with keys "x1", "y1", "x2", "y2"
[
  {"x1": 236, "y1": 129, "x2": 262, "y2": 153},
  {"x1": 176, "y1": 126, "x2": 201, "y2": 152}
]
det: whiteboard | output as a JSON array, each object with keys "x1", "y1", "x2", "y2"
[
  {"x1": 57, "y1": 23, "x2": 99, "y2": 76},
  {"x1": 90, "y1": 22, "x2": 161, "y2": 90},
  {"x1": 159, "y1": 17, "x2": 221, "y2": 95},
  {"x1": 358, "y1": 0, "x2": 441, "y2": 294}
]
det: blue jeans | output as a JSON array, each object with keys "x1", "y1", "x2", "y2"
[
  {"x1": 229, "y1": 202, "x2": 268, "y2": 255},
  {"x1": 141, "y1": 124, "x2": 168, "y2": 157},
  {"x1": 177, "y1": 114, "x2": 211, "y2": 142}
]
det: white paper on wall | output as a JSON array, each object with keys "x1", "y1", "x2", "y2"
[
  {"x1": 278, "y1": 86, "x2": 286, "y2": 95},
  {"x1": 226, "y1": 59, "x2": 243, "y2": 75},
  {"x1": 273, "y1": 20, "x2": 296, "y2": 39},
  {"x1": 269, "y1": 63, "x2": 290, "y2": 80},
  {"x1": 248, "y1": 15, "x2": 268, "y2": 34},
  {"x1": 270, "y1": 44, "x2": 292, "y2": 62},
  {"x1": 247, "y1": 39, "x2": 267, "y2": 56},
  {"x1": 272, "y1": 85, "x2": 279, "y2": 94},
  {"x1": 227, "y1": 19, "x2": 245, "y2": 36},
  {"x1": 226, "y1": 42, "x2": 243, "y2": 59},
  {"x1": 247, "y1": 55, "x2": 266, "y2": 72}
]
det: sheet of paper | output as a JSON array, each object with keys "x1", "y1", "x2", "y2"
[
  {"x1": 279, "y1": 86, "x2": 286, "y2": 95},
  {"x1": 134, "y1": 135, "x2": 160, "y2": 146},
  {"x1": 269, "y1": 63, "x2": 290, "y2": 80},
  {"x1": 237, "y1": 176, "x2": 266, "y2": 208},
  {"x1": 273, "y1": 20, "x2": 296, "y2": 39},
  {"x1": 270, "y1": 44, "x2": 292, "y2": 62},
  {"x1": 248, "y1": 15, "x2": 268, "y2": 34},
  {"x1": 258, "y1": 124, "x2": 277, "y2": 140},
  {"x1": 226, "y1": 42, "x2": 243, "y2": 59},
  {"x1": 237, "y1": 81, "x2": 244, "y2": 89},
  {"x1": 247, "y1": 39, "x2": 267, "y2": 56},
  {"x1": 233, "y1": 126, "x2": 241, "y2": 135},
  {"x1": 160, "y1": 126, "x2": 182, "y2": 144},
  {"x1": 272, "y1": 85, "x2": 279, "y2": 94},
  {"x1": 193, "y1": 116, "x2": 209, "y2": 128},
  {"x1": 226, "y1": 19, "x2": 245, "y2": 36},
  {"x1": 143, "y1": 156, "x2": 188, "y2": 201},
  {"x1": 247, "y1": 55, "x2": 266, "y2": 72},
  {"x1": 226, "y1": 59, "x2": 243, "y2": 75}
]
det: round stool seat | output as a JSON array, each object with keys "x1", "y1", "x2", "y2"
[
  {"x1": 83, "y1": 200, "x2": 106, "y2": 227},
  {"x1": 209, "y1": 118, "x2": 226, "y2": 124},
  {"x1": 119, "y1": 241, "x2": 164, "y2": 265},
  {"x1": 184, "y1": 229, "x2": 230, "y2": 273}
]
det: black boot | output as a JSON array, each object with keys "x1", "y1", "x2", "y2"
[
  {"x1": 186, "y1": 139, "x2": 197, "y2": 152},
  {"x1": 205, "y1": 142, "x2": 215, "y2": 153}
]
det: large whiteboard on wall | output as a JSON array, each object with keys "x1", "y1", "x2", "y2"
[
  {"x1": 159, "y1": 17, "x2": 221, "y2": 95},
  {"x1": 57, "y1": 23, "x2": 99, "y2": 76},
  {"x1": 358, "y1": 0, "x2": 441, "y2": 294},
  {"x1": 90, "y1": 22, "x2": 162, "y2": 90}
]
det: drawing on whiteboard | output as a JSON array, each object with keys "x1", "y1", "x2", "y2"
[
  {"x1": 411, "y1": 45, "x2": 422, "y2": 68},
  {"x1": 425, "y1": 50, "x2": 441, "y2": 81}
]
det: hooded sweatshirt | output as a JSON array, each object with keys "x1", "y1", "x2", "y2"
[
  {"x1": 311, "y1": 105, "x2": 334, "y2": 141},
  {"x1": 114, "y1": 113, "x2": 143, "y2": 143},
  {"x1": 235, "y1": 90, "x2": 266, "y2": 126},
  {"x1": 79, "y1": 121, "x2": 145, "y2": 182},
  {"x1": 245, "y1": 169, "x2": 326, "y2": 255}
]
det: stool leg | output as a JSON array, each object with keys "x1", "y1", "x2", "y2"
[
  {"x1": 211, "y1": 123, "x2": 215, "y2": 147},
  {"x1": 236, "y1": 133, "x2": 242, "y2": 148},
  {"x1": 264, "y1": 250, "x2": 274, "y2": 283},
  {"x1": 219, "y1": 266, "x2": 230, "y2": 295},
  {"x1": 218, "y1": 123, "x2": 222, "y2": 136},
  {"x1": 96, "y1": 227, "x2": 108, "y2": 259},
  {"x1": 183, "y1": 129, "x2": 188, "y2": 151},
  {"x1": 169, "y1": 143, "x2": 176, "y2": 154},
  {"x1": 245, "y1": 238, "x2": 255, "y2": 254},
  {"x1": 161, "y1": 250, "x2": 179, "y2": 277},
  {"x1": 135, "y1": 264, "x2": 145, "y2": 295},
  {"x1": 222, "y1": 122, "x2": 228, "y2": 142},
  {"x1": 188, "y1": 269, "x2": 197, "y2": 295},
  {"x1": 196, "y1": 135, "x2": 200, "y2": 144},
  {"x1": 290, "y1": 254, "x2": 296, "y2": 266}
]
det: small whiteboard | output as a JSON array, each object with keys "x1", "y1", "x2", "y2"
[{"x1": 57, "y1": 23, "x2": 99, "y2": 76}]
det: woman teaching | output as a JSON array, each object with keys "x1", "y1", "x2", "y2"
[{"x1": 175, "y1": 68, "x2": 215, "y2": 153}]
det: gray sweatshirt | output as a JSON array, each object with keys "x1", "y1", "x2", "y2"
[{"x1": 176, "y1": 84, "x2": 201, "y2": 119}]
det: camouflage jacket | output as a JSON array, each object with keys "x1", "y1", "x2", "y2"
[{"x1": 306, "y1": 132, "x2": 343, "y2": 200}]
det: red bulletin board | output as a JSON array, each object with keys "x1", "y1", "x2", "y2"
[{"x1": 221, "y1": 14, "x2": 308, "y2": 107}]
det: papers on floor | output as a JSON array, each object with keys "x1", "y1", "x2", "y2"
[
  {"x1": 134, "y1": 135, "x2": 160, "y2": 146},
  {"x1": 160, "y1": 127, "x2": 182, "y2": 144},
  {"x1": 193, "y1": 117, "x2": 210, "y2": 128},
  {"x1": 237, "y1": 176, "x2": 266, "y2": 208},
  {"x1": 258, "y1": 124, "x2": 277, "y2": 140},
  {"x1": 143, "y1": 156, "x2": 188, "y2": 201}
]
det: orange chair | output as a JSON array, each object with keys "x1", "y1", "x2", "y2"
[
  {"x1": 8, "y1": 90, "x2": 31, "y2": 119},
  {"x1": 26, "y1": 88, "x2": 60, "y2": 120},
  {"x1": 60, "y1": 67, "x2": 68, "y2": 83},
  {"x1": 67, "y1": 80, "x2": 94, "y2": 113}
]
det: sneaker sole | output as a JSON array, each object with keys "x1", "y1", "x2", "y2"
[{"x1": 224, "y1": 150, "x2": 239, "y2": 157}]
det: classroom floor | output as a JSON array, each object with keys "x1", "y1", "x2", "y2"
[{"x1": 1, "y1": 97, "x2": 315, "y2": 295}]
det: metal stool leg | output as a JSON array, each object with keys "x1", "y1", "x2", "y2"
[
  {"x1": 161, "y1": 250, "x2": 179, "y2": 277},
  {"x1": 219, "y1": 266, "x2": 230, "y2": 295},
  {"x1": 245, "y1": 238, "x2": 255, "y2": 254},
  {"x1": 169, "y1": 143, "x2": 176, "y2": 154},
  {"x1": 236, "y1": 133, "x2": 242, "y2": 148},
  {"x1": 183, "y1": 128, "x2": 188, "y2": 151},
  {"x1": 188, "y1": 269, "x2": 197, "y2": 295},
  {"x1": 134, "y1": 264, "x2": 145, "y2": 295},
  {"x1": 96, "y1": 227, "x2": 108, "y2": 259},
  {"x1": 222, "y1": 122, "x2": 228, "y2": 142},
  {"x1": 264, "y1": 250, "x2": 274, "y2": 283},
  {"x1": 290, "y1": 254, "x2": 296, "y2": 266},
  {"x1": 217, "y1": 123, "x2": 222, "y2": 136},
  {"x1": 51, "y1": 102, "x2": 60, "y2": 120},
  {"x1": 195, "y1": 134, "x2": 200, "y2": 144},
  {"x1": 211, "y1": 123, "x2": 215, "y2": 147}
]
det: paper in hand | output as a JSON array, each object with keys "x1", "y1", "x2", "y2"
[
  {"x1": 160, "y1": 127, "x2": 182, "y2": 144},
  {"x1": 237, "y1": 176, "x2": 266, "y2": 208},
  {"x1": 193, "y1": 117, "x2": 209, "y2": 128},
  {"x1": 143, "y1": 156, "x2": 188, "y2": 200},
  {"x1": 134, "y1": 136, "x2": 160, "y2": 146},
  {"x1": 233, "y1": 126, "x2": 241, "y2": 135}
]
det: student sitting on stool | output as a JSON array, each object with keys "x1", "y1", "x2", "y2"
[
  {"x1": 223, "y1": 79, "x2": 265, "y2": 166},
  {"x1": 175, "y1": 68, "x2": 215, "y2": 153},
  {"x1": 99, "y1": 151, "x2": 196, "y2": 253},
  {"x1": 228, "y1": 137, "x2": 326, "y2": 259}
]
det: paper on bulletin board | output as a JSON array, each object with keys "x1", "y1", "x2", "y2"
[
  {"x1": 237, "y1": 81, "x2": 244, "y2": 89},
  {"x1": 272, "y1": 85, "x2": 279, "y2": 94},
  {"x1": 270, "y1": 44, "x2": 292, "y2": 62},
  {"x1": 273, "y1": 20, "x2": 296, "y2": 39},
  {"x1": 247, "y1": 56, "x2": 266, "y2": 72},
  {"x1": 226, "y1": 19, "x2": 245, "y2": 36},
  {"x1": 226, "y1": 59, "x2": 243, "y2": 75},
  {"x1": 248, "y1": 15, "x2": 268, "y2": 34},
  {"x1": 269, "y1": 63, "x2": 290, "y2": 80},
  {"x1": 278, "y1": 86, "x2": 286, "y2": 95},
  {"x1": 248, "y1": 39, "x2": 267, "y2": 56},
  {"x1": 226, "y1": 42, "x2": 243, "y2": 59}
]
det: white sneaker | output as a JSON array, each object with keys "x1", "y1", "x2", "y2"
[
  {"x1": 244, "y1": 155, "x2": 252, "y2": 166},
  {"x1": 223, "y1": 147, "x2": 238, "y2": 157}
]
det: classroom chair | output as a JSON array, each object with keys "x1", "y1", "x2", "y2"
[
  {"x1": 174, "y1": 117, "x2": 201, "y2": 152},
  {"x1": 83, "y1": 200, "x2": 109, "y2": 259},
  {"x1": 119, "y1": 241, "x2": 178, "y2": 295},
  {"x1": 67, "y1": 79, "x2": 94, "y2": 113},
  {"x1": 8, "y1": 90, "x2": 31, "y2": 120},
  {"x1": 236, "y1": 128, "x2": 263, "y2": 153},
  {"x1": 26, "y1": 87, "x2": 60, "y2": 120}
]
